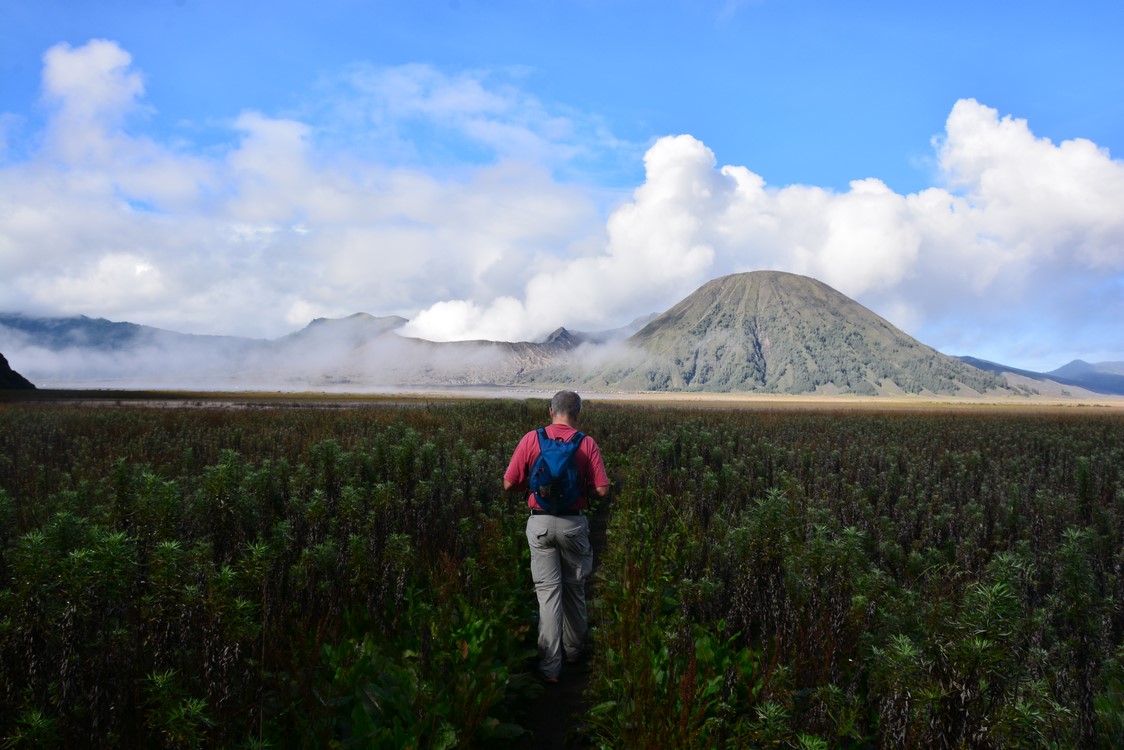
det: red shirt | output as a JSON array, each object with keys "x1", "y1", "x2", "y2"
[{"x1": 504, "y1": 424, "x2": 610, "y2": 511}]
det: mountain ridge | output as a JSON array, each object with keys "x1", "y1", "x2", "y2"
[
  {"x1": 960, "y1": 356, "x2": 1124, "y2": 397},
  {"x1": 1, "y1": 272, "x2": 1119, "y2": 396}
]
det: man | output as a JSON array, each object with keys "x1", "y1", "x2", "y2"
[{"x1": 503, "y1": 390, "x2": 611, "y2": 683}]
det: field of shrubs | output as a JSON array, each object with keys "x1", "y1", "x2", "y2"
[{"x1": 1, "y1": 397, "x2": 1122, "y2": 748}]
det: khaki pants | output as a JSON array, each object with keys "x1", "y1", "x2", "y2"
[{"x1": 525, "y1": 513, "x2": 593, "y2": 678}]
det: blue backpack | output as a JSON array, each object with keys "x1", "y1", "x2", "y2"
[{"x1": 529, "y1": 428, "x2": 586, "y2": 513}]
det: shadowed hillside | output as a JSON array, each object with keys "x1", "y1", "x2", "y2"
[{"x1": 0, "y1": 352, "x2": 35, "y2": 389}]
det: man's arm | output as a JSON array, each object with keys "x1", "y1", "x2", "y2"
[
  {"x1": 582, "y1": 437, "x2": 611, "y2": 499},
  {"x1": 503, "y1": 431, "x2": 534, "y2": 492}
]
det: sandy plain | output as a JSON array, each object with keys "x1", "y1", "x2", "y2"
[{"x1": 3, "y1": 386, "x2": 1122, "y2": 413}]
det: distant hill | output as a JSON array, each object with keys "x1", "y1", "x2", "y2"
[
  {"x1": 0, "y1": 313, "x2": 259, "y2": 351},
  {"x1": 584, "y1": 271, "x2": 1009, "y2": 395},
  {"x1": 571, "y1": 313, "x2": 660, "y2": 344},
  {"x1": 962, "y1": 357, "x2": 1124, "y2": 397},
  {"x1": 1048, "y1": 360, "x2": 1124, "y2": 395},
  {"x1": 0, "y1": 313, "x2": 149, "y2": 350},
  {"x1": 0, "y1": 352, "x2": 35, "y2": 389},
  {"x1": 0, "y1": 313, "x2": 268, "y2": 386},
  {"x1": 279, "y1": 313, "x2": 409, "y2": 346}
]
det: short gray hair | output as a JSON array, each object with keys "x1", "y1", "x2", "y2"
[{"x1": 551, "y1": 390, "x2": 582, "y2": 418}]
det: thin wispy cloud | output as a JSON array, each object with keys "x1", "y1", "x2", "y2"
[{"x1": 308, "y1": 62, "x2": 637, "y2": 180}]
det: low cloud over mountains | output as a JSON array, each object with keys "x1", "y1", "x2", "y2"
[{"x1": 4, "y1": 271, "x2": 1121, "y2": 397}]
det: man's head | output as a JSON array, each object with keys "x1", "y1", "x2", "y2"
[{"x1": 550, "y1": 390, "x2": 582, "y2": 422}]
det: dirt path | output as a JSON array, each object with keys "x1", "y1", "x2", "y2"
[{"x1": 516, "y1": 500, "x2": 610, "y2": 749}]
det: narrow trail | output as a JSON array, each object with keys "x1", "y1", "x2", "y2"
[{"x1": 516, "y1": 499, "x2": 610, "y2": 750}]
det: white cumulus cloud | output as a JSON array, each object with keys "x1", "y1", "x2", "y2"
[
  {"x1": 408, "y1": 99, "x2": 1124, "y2": 370},
  {"x1": 0, "y1": 40, "x2": 608, "y2": 338}
]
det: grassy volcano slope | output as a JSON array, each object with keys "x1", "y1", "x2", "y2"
[{"x1": 605, "y1": 271, "x2": 1006, "y2": 395}]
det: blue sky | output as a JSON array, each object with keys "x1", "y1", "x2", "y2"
[{"x1": 1, "y1": 0, "x2": 1123, "y2": 373}]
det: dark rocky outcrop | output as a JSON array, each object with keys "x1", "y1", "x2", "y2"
[{"x1": 0, "y1": 352, "x2": 35, "y2": 389}]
